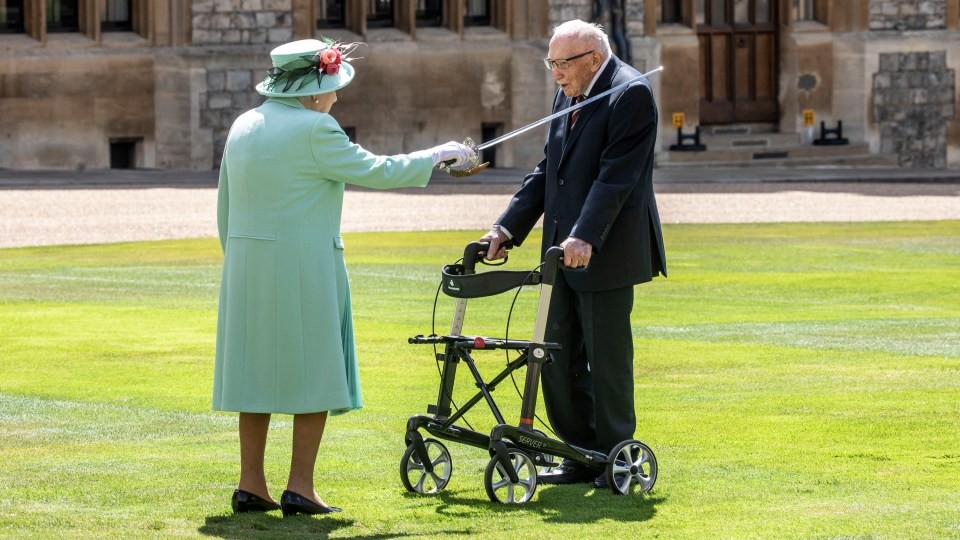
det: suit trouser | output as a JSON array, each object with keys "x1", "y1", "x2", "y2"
[{"x1": 541, "y1": 270, "x2": 636, "y2": 455}]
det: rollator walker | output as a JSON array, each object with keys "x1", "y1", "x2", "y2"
[{"x1": 401, "y1": 242, "x2": 658, "y2": 504}]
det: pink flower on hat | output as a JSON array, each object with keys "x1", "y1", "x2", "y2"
[
  {"x1": 319, "y1": 48, "x2": 339, "y2": 65},
  {"x1": 316, "y1": 46, "x2": 343, "y2": 77}
]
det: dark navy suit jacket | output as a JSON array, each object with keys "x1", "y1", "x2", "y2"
[{"x1": 497, "y1": 57, "x2": 667, "y2": 291}]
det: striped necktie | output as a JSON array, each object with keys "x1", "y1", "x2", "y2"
[{"x1": 569, "y1": 95, "x2": 586, "y2": 128}]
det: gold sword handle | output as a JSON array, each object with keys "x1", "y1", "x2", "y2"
[{"x1": 438, "y1": 137, "x2": 489, "y2": 177}]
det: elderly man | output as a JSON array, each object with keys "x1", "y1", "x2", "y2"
[{"x1": 480, "y1": 20, "x2": 665, "y2": 488}]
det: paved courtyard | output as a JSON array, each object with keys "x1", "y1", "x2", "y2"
[{"x1": 1, "y1": 169, "x2": 959, "y2": 248}]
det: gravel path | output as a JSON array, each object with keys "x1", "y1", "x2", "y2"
[{"x1": 1, "y1": 181, "x2": 958, "y2": 248}]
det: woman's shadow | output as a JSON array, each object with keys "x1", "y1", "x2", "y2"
[
  {"x1": 199, "y1": 513, "x2": 353, "y2": 540},
  {"x1": 198, "y1": 512, "x2": 461, "y2": 539},
  {"x1": 200, "y1": 513, "x2": 410, "y2": 540},
  {"x1": 198, "y1": 486, "x2": 663, "y2": 538}
]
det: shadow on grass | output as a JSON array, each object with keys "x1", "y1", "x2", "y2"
[
  {"x1": 199, "y1": 513, "x2": 466, "y2": 539},
  {"x1": 198, "y1": 514, "x2": 371, "y2": 540},
  {"x1": 426, "y1": 485, "x2": 664, "y2": 524}
]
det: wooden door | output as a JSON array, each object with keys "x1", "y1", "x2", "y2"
[{"x1": 698, "y1": 0, "x2": 778, "y2": 124}]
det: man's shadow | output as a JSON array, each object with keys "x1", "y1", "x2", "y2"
[{"x1": 429, "y1": 485, "x2": 664, "y2": 524}]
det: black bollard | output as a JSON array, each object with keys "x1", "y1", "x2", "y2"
[
  {"x1": 669, "y1": 126, "x2": 707, "y2": 152},
  {"x1": 813, "y1": 121, "x2": 849, "y2": 146}
]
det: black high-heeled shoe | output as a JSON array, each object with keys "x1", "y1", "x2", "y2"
[
  {"x1": 231, "y1": 489, "x2": 282, "y2": 513},
  {"x1": 280, "y1": 490, "x2": 342, "y2": 517}
]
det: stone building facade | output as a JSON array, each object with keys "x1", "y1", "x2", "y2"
[{"x1": 0, "y1": 0, "x2": 958, "y2": 171}]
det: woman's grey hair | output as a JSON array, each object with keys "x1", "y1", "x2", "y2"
[{"x1": 552, "y1": 19, "x2": 613, "y2": 59}]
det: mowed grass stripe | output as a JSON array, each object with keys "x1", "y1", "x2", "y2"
[{"x1": 0, "y1": 222, "x2": 957, "y2": 538}]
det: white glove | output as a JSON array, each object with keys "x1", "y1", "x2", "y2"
[{"x1": 430, "y1": 141, "x2": 477, "y2": 168}]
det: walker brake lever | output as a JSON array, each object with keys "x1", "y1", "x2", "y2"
[{"x1": 477, "y1": 240, "x2": 513, "y2": 266}]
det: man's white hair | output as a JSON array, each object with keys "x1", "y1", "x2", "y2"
[{"x1": 552, "y1": 19, "x2": 612, "y2": 59}]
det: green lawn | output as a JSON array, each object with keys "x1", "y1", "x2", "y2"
[{"x1": 1, "y1": 223, "x2": 958, "y2": 539}]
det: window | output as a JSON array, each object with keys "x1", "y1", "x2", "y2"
[
  {"x1": 0, "y1": 0, "x2": 24, "y2": 32},
  {"x1": 318, "y1": 0, "x2": 345, "y2": 28},
  {"x1": 101, "y1": 0, "x2": 132, "y2": 31},
  {"x1": 696, "y1": 0, "x2": 728, "y2": 26},
  {"x1": 736, "y1": 0, "x2": 770, "y2": 23},
  {"x1": 755, "y1": 0, "x2": 769, "y2": 23},
  {"x1": 709, "y1": 0, "x2": 725, "y2": 25},
  {"x1": 6, "y1": 0, "x2": 161, "y2": 43},
  {"x1": 110, "y1": 138, "x2": 140, "y2": 169},
  {"x1": 792, "y1": 0, "x2": 827, "y2": 24},
  {"x1": 481, "y1": 123, "x2": 501, "y2": 168},
  {"x1": 367, "y1": 0, "x2": 393, "y2": 28},
  {"x1": 416, "y1": 0, "x2": 441, "y2": 27},
  {"x1": 660, "y1": 0, "x2": 682, "y2": 23},
  {"x1": 794, "y1": 0, "x2": 813, "y2": 20},
  {"x1": 465, "y1": 0, "x2": 490, "y2": 26},
  {"x1": 47, "y1": 0, "x2": 79, "y2": 32}
]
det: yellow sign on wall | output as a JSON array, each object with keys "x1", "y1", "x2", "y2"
[
  {"x1": 672, "y1": 112, "x2": 685, "y2": 129},
  {"x1": 803, "y1": 109, "x2": 815, "y2": 127}
]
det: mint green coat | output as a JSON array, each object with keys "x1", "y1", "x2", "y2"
[{"x1": 213, "y1": 97, "x2": 434, "y2": 415}]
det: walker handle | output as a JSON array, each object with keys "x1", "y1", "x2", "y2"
[
  {"x1": 541, "y1": 245, "x2": 587, "y2": 285},
  {"x1": 463, "y1": 240, "x2": 513, "y2": 273}
]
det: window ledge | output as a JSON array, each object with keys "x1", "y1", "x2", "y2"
[
  {"x1": 44, "y1": 33, "x2": 97, "y2": 49},
  {"x1": 364, "y1": 27, "x2": 412, "y2": 43},
  {"x1": 0, "y1": 33, "x2": 40, "y2": 50},
  {"x1": 415, "y1": 27, "x2": 460, "y2": 42},
  {"x1": 655, "y1": 23, "x2": 695, "y2": 36},
  {"x1": 464, "y1": 26, "x2": 508, "y2": 41},
  {"x1": 313, "y1": 28, "x2": 363, "y2": 43},
  {"x1": 101, "y1": 31, "x2": 150, "y2": 48},
  {"x1": 792, "y1": 20, "x2": 829, "y2": 33}
]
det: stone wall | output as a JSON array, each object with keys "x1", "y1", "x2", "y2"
[
  {"x1": 191, "y1": 0, "x2": 293, "y2": 45},
  {"x1": 869, "y1": 0, "x2": 947, "y2": 31},
  {"x1": 624, "y1": 0, "x2": 645, "y2": 35},
  {"x1": 872, "y1": 51, "x2": 956, "y2": 168},
  {"x1": 0, "y1": 52, "x2": 155, "y2": 169},
  {"x1": 547, "y1": 0, "x2": 645, "y2": 36},
  {"x1": 548, "y1": 0, "x2": 593, "y2": 26},
  {"x1": 202, "y1": 64, "x2": 266, "y2": 163}
]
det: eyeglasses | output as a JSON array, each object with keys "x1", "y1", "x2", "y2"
[{"x1": 542, "y1": 50, "x2": 596, "y2": 70}]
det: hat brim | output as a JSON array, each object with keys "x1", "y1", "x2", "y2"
[{"x1": 255, "y1": 62, "x2": 355, "y2": 97}]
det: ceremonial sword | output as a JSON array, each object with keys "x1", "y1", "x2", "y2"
[{"x1": 440, "y1": 65, "x2": 664, "y2": 177}]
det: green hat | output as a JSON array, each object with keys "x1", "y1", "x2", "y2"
[{"x1": 255, "y1": 39, "x2": 356, "y2": 97}]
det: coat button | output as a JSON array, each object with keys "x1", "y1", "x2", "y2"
[
  {"x1": 552, "y1": 214, "x2": 558, "y2": 223},
  {"x1": 558, "y1": 178, "x2": 565, "y2": 186}
]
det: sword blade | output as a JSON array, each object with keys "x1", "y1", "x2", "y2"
[{"x1": 476, "y1": 66, "x2": 663, "y2": 152}]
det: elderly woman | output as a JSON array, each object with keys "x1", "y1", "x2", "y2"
[{"x1": 213, "y1": 39, "x2": 474, "y2": 517}]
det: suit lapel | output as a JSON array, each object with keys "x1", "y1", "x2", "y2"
[{"x1": 561, "y1": 59, "x2": 620, "y2": 163}]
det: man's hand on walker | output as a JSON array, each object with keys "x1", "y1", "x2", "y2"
[
  {"x1": 560, "y1": 237, "x2": 592, "y2": 268},
  {"x1": 480, "y1": 227, "x2": 509, "y2": 260}
]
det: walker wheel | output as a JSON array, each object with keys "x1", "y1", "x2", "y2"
[
  {"x1": 483, "y1": 451, "x2": 538, "y2": 504},
  {"x1": 604, "y1": 439, "x2": 657, "y2": 495},
  {"x1": 400, "y1": 438, "x2": 452, "y2": 494}
]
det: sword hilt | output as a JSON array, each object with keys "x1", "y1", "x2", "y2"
[{"x1": 438, "y1": 137, "x2": 489, "y2": 177}]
